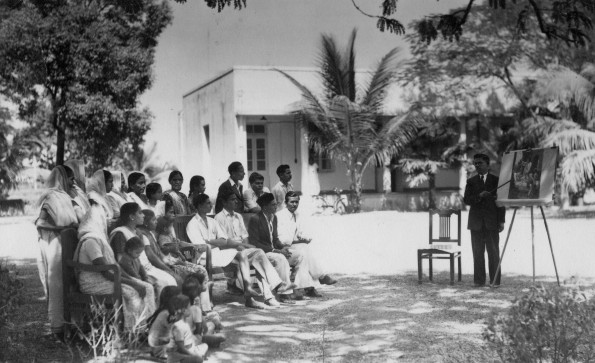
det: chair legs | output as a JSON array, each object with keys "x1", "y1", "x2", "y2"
[
  {"x1": 450, "y1": 255, "x2": 455, "y2": 285},
  {"x1": 417, "y1": 250, "x2": 422, "y2": 284},
  {"x1": 418, "y1": 252, "x2": 462, "y2": 285},
  {"x1": 458, "y1": 256, "x2": 462, "y2": 282}
]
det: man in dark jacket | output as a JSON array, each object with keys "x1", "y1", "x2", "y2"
[
  {"x1": 215, "y1": 161, "x2": 245, "y2": 214},
  {"x1": 247, "y1": 193, "x2": 298, "y2": 303},
  {"x1": 464, "y1": 153, "x2": 506, "y2": 287}
]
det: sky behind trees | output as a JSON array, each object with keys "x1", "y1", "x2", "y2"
[{"x1": 141, "y1": 0, "x2": 468, "y2": 164}]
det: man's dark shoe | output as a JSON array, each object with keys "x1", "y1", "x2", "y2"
[
  {"x1": 319, "y1": 275, "x2": 337, "y2": 285},
  {"x1": 278, "y1": 294, "x2": 296, "y2": 305},
  {"x1": 293, "y1": 289, "x2": 305, "y2": 300},
  {"x1": 305, "y1": 287, "x2": 323, "y2": 298}
]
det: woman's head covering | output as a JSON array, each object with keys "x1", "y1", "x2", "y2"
[
  {"x1": 78, "y1": 203, "x2": 108, "y2": 241},
  {"x1": 36, "y1": 165, "x2": 79, "y2": 226},
  {"x1": 87, "y1": 170, "x2": 108, "y2": 196},
  {"x1": 64, "y1": 159, "x2": 86, "y2": 192},
  {"x1": 87, "y1": 169, "x2": 114, "y2": 220},
  {"x1": 37, "y1": 165, "x2": 71, "y2": 206},
  {"x1": 109, "y1": 170, "x2": 128, "y2": 197}
]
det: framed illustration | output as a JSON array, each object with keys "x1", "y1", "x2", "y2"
[{"x1": 496, "y1": 147, "x2": 558, "y2": 207}]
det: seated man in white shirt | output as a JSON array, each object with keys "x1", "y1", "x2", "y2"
[
  {"x1": 215, "y1": 191, "x2": 293, "y2": 307},
  {"x1": 187, "y1": 193, "x2": 270, "y2": 309},
  {"x1": 277, "y1": 191, "x2": 337, "y2": 298},
  {"x1": 243, "y1": 172, "x2": 270, "y2": 213}
]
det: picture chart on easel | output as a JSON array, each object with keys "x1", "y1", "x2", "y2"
[{"x1": 492, "y1": 147, "x2": 560, "y2": 287}]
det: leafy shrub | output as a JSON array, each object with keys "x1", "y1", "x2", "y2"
[
  {"x1": 484, "y1": 285, "x2": 595, "y2": 363},
  {"x1": 0, "y1": 262, "x2": 24, "y2": 360}
]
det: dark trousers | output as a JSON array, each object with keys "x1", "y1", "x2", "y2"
[{"x1": 470, "y1": 227, "x2": 501, "y2": 285}]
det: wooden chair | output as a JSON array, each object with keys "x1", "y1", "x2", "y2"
[
  {"x1": 61, "y1": 228, "x2": 123, "y2": 336},
  {"x1": 417, "y1": 209, "x2": 462, "y2": 285}
]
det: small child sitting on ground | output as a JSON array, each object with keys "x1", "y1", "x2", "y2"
[
  {"x1": 181, "y1": 272, "x2": 225, "y2": 346},
  {"x1": 148, "y1": 286, "x2": 182, "y2": 359},
  {"x1": 167, "y1": 294, "x2": 208, "y2": 363},
  {"x1": 118, "y1": 236, "x2": 149, "y2": 282}
]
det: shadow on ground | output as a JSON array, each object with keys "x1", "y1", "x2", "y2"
[{"x1": 5, "y1": 257, "x2": 594, "y2": 363}]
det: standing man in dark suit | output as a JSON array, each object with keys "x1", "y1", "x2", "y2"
[
  {"x1": 464, "y1": 153, "x2": 506, "y2": 287},
  {"x1": 215, "y1": 161, "x2": 246, "y2": 214}
]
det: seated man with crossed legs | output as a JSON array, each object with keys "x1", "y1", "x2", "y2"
[
  {"x1": 248, "y1": 193, "x2": 314, "y2": 303},
  {"x1": 277, "y1": 191, "x2": 337, "y2": 298},
  {"x1": 215, "y1": 191, "x2": 294, "y2": 307}
]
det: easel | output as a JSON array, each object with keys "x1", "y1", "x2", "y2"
[{"x1": 491, "y1": 204, "x2": 560, "y2": 288}]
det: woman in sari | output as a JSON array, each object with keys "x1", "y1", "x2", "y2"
[
  {"x1": 64, "y1": 159, "x2": 91, "y2": 214},
  {"x1": 35, "y1": 165, "x2": 84, "y2": 339},
  {"x1": 110, "y1": 203, "x2": 177, "y2": 302},
  {"x1": 87, "y1": 170, "x2": 115, "y2": 221},
  {"x1": 162, "y1": 171, "x2": 192, "y2": 215},
  {"x1": 75, "y1": 204, "x2": 156, "y2": 330},
  {"x1": 127, "y1": 172, "x2": 150, "y2": 209},
  {"x1": 106, "y1": 171, "x2": 131, "y2": 219},
  {"x1": 187, "y1": 175, "x2": 206, "y2": 214}
]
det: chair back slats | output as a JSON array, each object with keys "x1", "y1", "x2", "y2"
[
  {"x1": 174, "y1": 214, "x2": 194, "y2": 242},
  {"x1": 429, "y1": 209, "x2": 461, "y2": 246}
]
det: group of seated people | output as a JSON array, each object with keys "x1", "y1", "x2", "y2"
[{"x1": 35, "y1": 159, "x2": 336, "y2": 362}]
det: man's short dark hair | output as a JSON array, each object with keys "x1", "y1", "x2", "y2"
[
  {"x1": 221, "y1": 190, "x2": 237, "y2": 202},
  {"x1": 276, "y1": 164, "x2": 290, "y2": 177},
  {"x1": 192, "y1": 193, "x2": 210, "y2": 209},
  {"x1": 473, "y1": 153, "x2": 490, "y2": 164},
  {"x1": 256, "y1": 192, "x2": 275, "y2": 207},
  {"x1": 249, "y1": 172, "x2": 264, "y2": 185},
  {"x1": 228, "y1": 161, "x2": 243, "y2": 174},
  {"x1": 285, "y1": 191, "x2": 300, "y2": 203}
]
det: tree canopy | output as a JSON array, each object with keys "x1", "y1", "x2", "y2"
[
  {"x1": 182, "y1": 0, "x2": 595, "y2": 47},
  {"x1": 0, "y1": 0, "x2": 172, "y2": 169}
]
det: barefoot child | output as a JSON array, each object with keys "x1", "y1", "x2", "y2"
[
  {"x1": 167, "y1": 294, "x2": 208, "y2": 363},
  {"x1": 148, "y1": 286, "x2": 182, "y2": 359},
  {"x1": 181, "y1": 272, "x2": 225, "y2": 346}
]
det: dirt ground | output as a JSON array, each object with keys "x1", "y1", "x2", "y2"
[{"x1": 2, "y1": 211, "x2": 594, "y2": 362}]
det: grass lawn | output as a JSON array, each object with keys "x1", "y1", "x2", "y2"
[{"x1": 2, "y1": 211, "x2": 594, "y2": 362}]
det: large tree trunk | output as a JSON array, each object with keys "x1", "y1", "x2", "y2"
[{"x1": 56, "y1": 126, "x2": 65, "y2": 166}]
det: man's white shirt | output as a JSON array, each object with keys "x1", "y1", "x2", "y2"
[
  {"x1": 214, "y1": 209, "x2": 248, "y2": 240},
  {"x1": 276, "y1": 208, "x2": 310, "y2": 246},
  {"x1": 271, "y1": 181, "x2": 294, "y2": 212}
]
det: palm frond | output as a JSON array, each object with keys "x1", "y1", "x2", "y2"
[
  {"x1": 318, "y1": 34, "x2": 346, "y2": 100},
  {"x1": 367, "y1": 112, "x2": 423, "y2": 166},
  {"x1": 560, "y1": 149, "x2": 595, "y2": 193},
  {"x1": 343, "y1": 28, "x2": 357, "y2": 102},
  {"x1": 532, "y1": 66, "x2": 595, "y2": 121},
  {"x1": 275, "y1": 68, "x2": 327, "y2": 120},
  {"x1": 361, "y1": 47, "x2": 402, "y2": 112},
  {"x1": 520, "y1": 116, "x2": 579, "y2": 145},
  {"x1": 399, "y1": 158, "x2": 446, "y2": 187},
  {"x1": 541, "y1": 129, "x2": 595, "y2": 155}
]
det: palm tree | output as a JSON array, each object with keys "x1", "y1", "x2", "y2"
[
  {"x1": 277, "y1": 29, "x2": 421, "y2": 212},
  {"x1": 522, "y1": 64, "x2": 595, "y2": 203}
]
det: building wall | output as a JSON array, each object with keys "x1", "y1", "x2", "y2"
[{"x1": 182, "y1": 71, "x2": 243, "y2": 197}]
